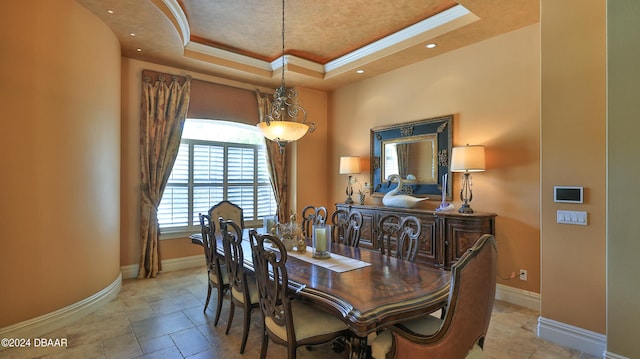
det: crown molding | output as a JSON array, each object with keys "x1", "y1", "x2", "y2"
[
  {"x1": 153, "y1": 0, "x2": 190, "y2": 46},
  {"x1": 324, "y1": 5, "x2": 478, "y2": 76},
  {"x1": 179, "y1": 4, "x2": 479, "y2": 81}
]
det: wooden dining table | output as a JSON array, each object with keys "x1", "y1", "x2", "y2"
[{"x1": 192, "y1": 229, "x2": 451, "y2": 355}]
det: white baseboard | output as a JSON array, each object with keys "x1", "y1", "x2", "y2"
[
  {"x1": 120, "y1": 255, "x2": 205, "y2": 279},
  {"x1": 538, "y1": 316, "x2": 607, "y2": 357},
  {"x1": 495, "y1": 283, "x2": 541, "y2": 311},
  {"x1": 605, "y1": 351, "x2": 630, "y2": 359},
  {"x1": 0, "y1": 273, "x2": 122, "y2": 339}
]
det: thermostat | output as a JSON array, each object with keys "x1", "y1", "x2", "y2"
[{"x1": 554, "y1": 186, "x2": 583, "y2": 203}]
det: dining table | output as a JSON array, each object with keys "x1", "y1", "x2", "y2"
[{"x1": 191, "y1": 228, "x2": 451, "y2": 357}]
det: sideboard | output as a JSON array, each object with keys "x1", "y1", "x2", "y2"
[{"x1": 335, "y1": 203, "x2": 496, "y2": 268}]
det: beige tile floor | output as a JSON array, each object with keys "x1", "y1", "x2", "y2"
[{"x1": 0, "y1": 266, "x2": 599, "y2": 359}]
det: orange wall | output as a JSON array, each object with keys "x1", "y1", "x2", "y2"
[
  {"x1": 0, "y1": 0, "x2": 121, "y2": 327},
  {"x1": 329, "y1": 24, "x2": 541, "y2": 294},
  {"x1": 540, "y1": 0, "x2": 606, "y2": 334},
  {"x1": 292, "y1": 87, "x2": 330, "y2": 214}
]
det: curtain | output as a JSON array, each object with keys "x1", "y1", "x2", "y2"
[
  {"x1": 139, "y1": 71, "x2": 191, "y2": 278},
  {"x1": 396, "y1": 143, "x2": 410, "y2": 179},
  {"x1": 256, "y1": 90, "x2": 289, "y2": 222}
]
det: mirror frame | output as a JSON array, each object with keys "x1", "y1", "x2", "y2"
[{"x1": 370, "y1": 115, "x2": 453, "y2": 199}]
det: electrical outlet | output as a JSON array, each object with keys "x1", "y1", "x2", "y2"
[{"x1": 519, "y1": 269, "x2": 528, "y2": 281}]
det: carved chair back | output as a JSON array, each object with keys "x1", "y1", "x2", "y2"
[
  {"x1": 219, "y1": 218, "x2": 259, "y2": 353},
  {"x1": 377, "y1": 215, "x2": 422, "y2": 262},
  {"x1": 301, "y1": 205, "x2": 327, "y2": 237},
  {"x1": 199, "y1": 213, "x2": 228, "y2": 324},
  {"x1": 332, "y1": 209, "x2": 363, "y2": 247},
  {"x1": 249, "y1": 231, "x2": 297, "y2": 349}
]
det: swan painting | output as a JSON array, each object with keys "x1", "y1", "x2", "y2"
[{"x1": 382, "y1": 174, "x2": 428, "y2": 208}]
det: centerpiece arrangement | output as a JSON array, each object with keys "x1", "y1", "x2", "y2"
[{"x1": 275, "y1": 213, "x2": 306, "y2": 254}]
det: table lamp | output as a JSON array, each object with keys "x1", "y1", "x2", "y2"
[
  {"x1": 450, "y1": 145, "x2": 485, "y2": 214},
  {"x1": 339, "y1": 156, "x2": 360, "y2": 204}
]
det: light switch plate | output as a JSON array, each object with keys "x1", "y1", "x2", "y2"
[{"x1": 557, "y1": 210, "x2": 588, "y2": 225}]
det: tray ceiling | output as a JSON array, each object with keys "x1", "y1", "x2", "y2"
[{"x1": 76, "y1": 0, "x2": 539, "y2": 91}]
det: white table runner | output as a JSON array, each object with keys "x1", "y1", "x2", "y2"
[{"x1": 285, "y1": 246, "x2": 371, "y2": 273}]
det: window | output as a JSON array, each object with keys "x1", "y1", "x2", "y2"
[{"x1": 158, "y1": 119, "x2": 277, "y2": 235}]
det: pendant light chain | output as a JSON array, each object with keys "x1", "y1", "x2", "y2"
[{"x1": 281, "y1": 0, "x2": 286, "y2": 87}]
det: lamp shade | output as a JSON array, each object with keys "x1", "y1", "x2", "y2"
[
  {"x1": 339, "y1": 156, "x2": 361, "y2": 174},
  {"x1": 450, "y1": 145, "x2": 485, "y2": 172},
  {"x1": 257, "y1": 121, "x2": 309, "y2": 142}
]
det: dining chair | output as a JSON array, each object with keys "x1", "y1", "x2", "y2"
[
  {"x1": 330, "y1": 209, "x2": 348, "y2": 241},
  {"x1": 377, "y1": 214, "x2": 421, "y2": 262},
  {"x1": 331, "y1": 209, "x2": 363, "y2": 247},
  {"x1": 209, "y1": 200, "x2": 244, "y2": 236},
  {"x1": 301, "y1": 205, "x2": 327, "y2": 237},
  {"x1": 199, "y1": 214, "x2": 229, "y2": 326},
  {"x1": 370, "y1": 234, "x2": 497, "y2": 359},
  {"x1": 248, "y1": 230, "x2": 351, "y2": 359},
  {"x1": 219, "y1": 218, "x2": 260, "y2": 354}
]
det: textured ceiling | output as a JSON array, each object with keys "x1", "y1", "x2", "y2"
[
  {"x1": 75, "y1": 0, "x2": 539, "y2": 91},
  {"x1": 184, "y1": 0, "x2": 457, "y2": 63}
]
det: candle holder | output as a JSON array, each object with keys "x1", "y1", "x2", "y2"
[
  {"x1": 312, "y1": 223, "x2": 332, "y2": 259},
  {"x1": 263, "y1": 215, "x2": 277, "y2": 234}
]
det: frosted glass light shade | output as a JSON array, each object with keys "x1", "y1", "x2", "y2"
[
  {"x1": 257, "y1": 121, "x2": 309, "y2": 143},
  {"x1": 339, "y1": 156, "x2": 361, "y2": 174},
  {"x1": 451, "y1": 145, "x2": 486, "y2": 172}
]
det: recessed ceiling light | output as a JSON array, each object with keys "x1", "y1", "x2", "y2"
[
  {"x1": 136, "y1": 48, "x2": 143, "y2": 52},
  {"x1": 426, "y1": 43, "x2": 437, "y2": 49},
  {"x1": 356, "y1": 69, "x2": 365, "y2": 74},
  {"x1": 129, "y1": 32, "x2": 136, "y2": 37},
  {"x1": 107, "y1": 9, "x2": 115, "y2": 14}
]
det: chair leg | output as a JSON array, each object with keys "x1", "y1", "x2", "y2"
[
  {"x1": 288, "y1": 342, "x2": 297, "y2": 359},
  {"x1": 213, "y1": 288, "x2": 224, "y2": 326},
  {"x1": 343, "y1": 335, "x2": 354, "y2": 359},
  {"x1": 260, "y1": 326, "x2": 269, "y2": 359},
  {"x1": 239, "y1": 305, "x2": 251, "y2": 353},
  {"x1": 348, "y1": 335, "x2": 367, "y2": 359},
  {"x1": 225, "y1": 302, "x2": 235, "y2": 335},
  {"x1": 204, "y1": 282, "x2": 213, "y2": 313}
]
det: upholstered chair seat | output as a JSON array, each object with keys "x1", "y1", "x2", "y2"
[
  {"x1": 371, "y1": 316, "x2": 483, "y2": 359},
  {"x1": 265, "y1": 300, "x2": 348, "y2": 342},
  {"x1": 209, "y1": 267, "x2": 228, "y2": 285},
  {"x1": 231, "y1": 277, "x2": 260, "y2": 305}
]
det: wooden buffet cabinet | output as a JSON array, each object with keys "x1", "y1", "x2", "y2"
[{"x1": 335, "y1": 203, "x2": 496, "y2": 268}]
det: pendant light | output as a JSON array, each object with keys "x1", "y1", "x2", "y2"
[{"x1": 257, "y1": 0, "x2": 315, "y2": 153}]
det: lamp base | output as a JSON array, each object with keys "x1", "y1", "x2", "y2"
[
  {"x1": 458, "y1": 203, "x2": 474, "y2": 214},
  {"x1": 344, "y1": 175, "x2": 354, "y2": 205}
]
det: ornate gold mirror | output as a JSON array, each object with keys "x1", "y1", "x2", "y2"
[{"x1": 370, "y1": 115, "x2": 453, "y2": 199}]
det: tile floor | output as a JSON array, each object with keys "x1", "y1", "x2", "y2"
[{"x1": 0, "y1": 266, "x2": 599, "y2": 359}]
